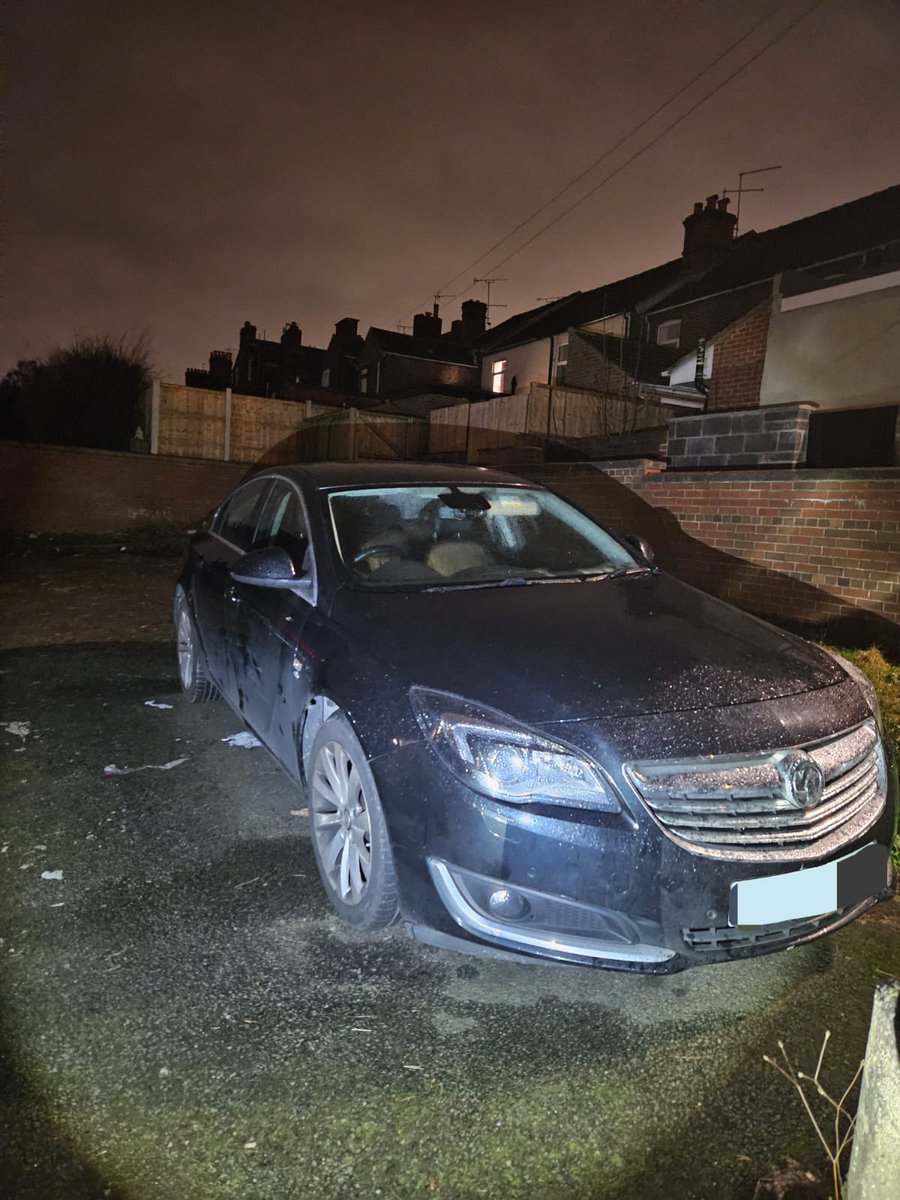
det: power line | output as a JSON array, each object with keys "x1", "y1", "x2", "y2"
[
  {"x1": 400, "y1": 0, "x2": 823, "y2": 322},
  {"x1": 478, "y1": 0, "x2": 823, "y2": 281},
  {"x1": 412, "y1": 7, "x2": 777, "y2": 316}
]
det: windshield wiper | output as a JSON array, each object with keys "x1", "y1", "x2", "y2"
[
  {"x1": 602, "y1": 566, "x2": 655, "y2": 580},
  {"x1": 423, "y1": 576, "x2": 536, "y2": 593}
]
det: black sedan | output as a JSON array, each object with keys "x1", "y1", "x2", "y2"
[{"x1": 174, "y1": 462, "x2": 897, "y2": 971}]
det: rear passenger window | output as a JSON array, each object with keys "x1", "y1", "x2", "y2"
[{"x1": 217, "y1": 479, "x2": 271, "y2": 552}]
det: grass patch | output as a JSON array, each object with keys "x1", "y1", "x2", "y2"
[
  {"x1": 822, "y1": 646, "x2": 900, "y2": 754},
  {"x1": 822, "y1": 645, "x2": 900, "y2": 867}
]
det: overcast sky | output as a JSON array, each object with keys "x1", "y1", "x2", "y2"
[{"x1": 4, "y1": 0, "x2": 899, "y2": 382}]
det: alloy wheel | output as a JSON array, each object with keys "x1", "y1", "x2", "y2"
[
  {"x1": 176, "y1": 605, "x2": 195, "y2": 689},
  {"x1": 311, "y1": 741, "x2": 373, "y2": 905}
]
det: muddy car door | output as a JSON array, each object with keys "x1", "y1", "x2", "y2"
[
  {"x1": 194, "y1": 477, "x2": 273, "y2": 701},
  {"x1": 226, "y1": 478, "x2": 317, "y2": 753}
]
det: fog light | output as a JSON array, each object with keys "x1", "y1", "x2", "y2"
[{"x1": 488, "y1": 888, "x2": 530, "y2": 921}]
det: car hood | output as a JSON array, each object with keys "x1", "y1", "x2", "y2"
[{"x1": 329, "y1": 572, "x2": 846, "y2": 723}]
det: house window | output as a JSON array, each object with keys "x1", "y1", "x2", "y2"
[
  {"x1": 321, "y1": 367, "x2": 331, "y2": 388},
  {"x1": 491, "y1": 359, "x2": 507, "y2": 394},
  {"x1": 554, "y1": 336, "x2": 569, "y2": 385},
  {"x1": 360, "y1": 366, "x2": 369, "y2": 394},
  {"x1": 656, "y1": 319, "x2": 682, "y2": 348}
]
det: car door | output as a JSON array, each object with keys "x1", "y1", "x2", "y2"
[
  {"x1": 226, "y1": 477, "x2": 318, "y2": 754},
  {"x1": 194, "y1": 476, "x2": 273, "y2": 700}
]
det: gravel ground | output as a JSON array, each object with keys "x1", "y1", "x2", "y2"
[{"x1": 1, "y1": 547, "x2": 898, "y2": 1199}]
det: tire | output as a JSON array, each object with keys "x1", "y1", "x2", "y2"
[
  {"x1": 307, "y1": 714, "x2": 399, "y2": 929},
  {"x1": 174, "y1": 590, "x2": 219, "y2": 703}
]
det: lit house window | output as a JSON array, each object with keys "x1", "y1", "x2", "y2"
[
  {"x1": 491, "y1": 359, "x2": 507, "y2": 393},
  {"x1": 656, "y1": 319, "x2": 682, "y2": 347},
  {"x1": 359, "y1": 366, "x2": 369, "y2": 394}
]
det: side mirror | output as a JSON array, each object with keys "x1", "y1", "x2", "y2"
[
  {"x1": 231, "y1": 546, "x2": 302, "y2": 588},
  {"x1": 624, "y1": 534, "x2": 654, "y2": 563}
]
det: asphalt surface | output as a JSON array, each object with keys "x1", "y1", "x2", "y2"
[{"x1": 1, "y1": 550, "x2": 898, "y2": 1200}]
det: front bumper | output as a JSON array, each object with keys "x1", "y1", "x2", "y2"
[{"x1": 369, "y1": 704, "x2": 898, "y2": 972}]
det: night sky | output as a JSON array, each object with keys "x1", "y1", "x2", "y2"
[{"x1": 4, "y1": 0, "x2": 900, "y2": 382}]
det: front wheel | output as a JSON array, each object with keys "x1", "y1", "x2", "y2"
[
  {"x1": 307, "y1": 714, "x2": 399, "y2": 929},
  {"x1": 174, "y1": 591, "x2": 219, "y2": 703}
]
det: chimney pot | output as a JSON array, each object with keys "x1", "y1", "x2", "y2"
[
  {"x1": 693, "y1": 201, "x2": 704, "y2": 214},
  {"x1": 705, "y1": 194, "x2": 718, "y2": 211}
]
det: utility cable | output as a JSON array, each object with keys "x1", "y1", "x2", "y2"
[
  {"x1": 400, "y1": 0, "x2": 824, "y2": 322},
  {"x1": 479, "y1": 0, "x2": 825, "y2": 281}
]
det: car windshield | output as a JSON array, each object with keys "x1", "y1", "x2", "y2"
[{"x1": 327, "y1": 485, "x2": 641, "y2": 589}]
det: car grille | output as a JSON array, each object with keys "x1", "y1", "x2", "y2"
[
  {"x1": 627, "y1": 720, "x2": 885, "y2": 860},
  {"x1": 682, "y1": 906, "x2": 853, "y2": 953}
]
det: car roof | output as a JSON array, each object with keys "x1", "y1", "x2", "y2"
[{"x1": 278, "y1": 461, "x2": 532, "y2": 490}]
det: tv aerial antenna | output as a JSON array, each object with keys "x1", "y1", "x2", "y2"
[
  {"x1": 723, "y1": 164, "x2": 782, "y2": 236},
  {"x1": 432, "y1": 290, "x2": 456, "y2": 316},
  {"x1": 473, "y1": 277, "x2": 508, "y2": 328}
]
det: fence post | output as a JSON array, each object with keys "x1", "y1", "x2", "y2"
[
  {"x1": 348, "y1": 407, "x2": 358, "y2": 461},
  {"x1": 150, "y1": 378, "x2": 161, "y2": 455},
  {"x1": 223, "y1": 387, "x2": 232, "y2": 461}
]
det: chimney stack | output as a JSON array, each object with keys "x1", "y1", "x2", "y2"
[
  {"x1": 682, "y1": 194, "x2": 737, "y2": 272},
  {"x1": 460, "y1": 299, "x2": 488, "y2": 341},
  {"x1": 280, "y1": 321, "x2": 302, "y2": 349},
  {"x1": 334, "y1": 317, "x2": 359, "y2": 340},
  {"x1": 413, "y1": 311, "x2": 443, "y2": 340},
  {"x1": 208, "y1": 350, "x2": 233, "y2": 389}
]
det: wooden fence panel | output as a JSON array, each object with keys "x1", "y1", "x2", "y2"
[
  {"x1": 427, "y1": 383, "x2": 667, "y2": 457},
  {"x1": 155, "y1": 383, "x2": 333, "y2": 463},
  {"x1": 156, "y1": 385, "x2": 227, "y2": 460}
]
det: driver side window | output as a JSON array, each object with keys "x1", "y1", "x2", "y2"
[
  {"x1": 255, "y1": 481, "x2": 310, "y2": 571},
  {"x1": 216, "y1": 478, "x2": 271, "y2": 553}
]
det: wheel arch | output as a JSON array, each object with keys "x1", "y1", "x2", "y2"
[{"x1": 297, "y1": 694, "x2": 344, "y2": 783}]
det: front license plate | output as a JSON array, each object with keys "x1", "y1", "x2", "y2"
[{"x1": 729, "y1": 842, "x2": 888, "y2": 928}]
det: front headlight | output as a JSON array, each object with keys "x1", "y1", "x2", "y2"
[
  {"x1": 825, "y1": 649, "x2": 881, "y2": 723},
  {"x1": 410, "y1": 687, "x2": 620, "y2": 812}
]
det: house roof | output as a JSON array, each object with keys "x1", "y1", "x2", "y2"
[
  {"x1": 365, "y1": 327, "x2": 477, "y2": 367},
  {"x1": 653, "y1": 183, "x2": 900, "y2": 312},
  {"x1": 571, "y1": 330, "x2": 682, "y2": 384},
  {"x1": 478, "y1": 257, "x2": 687, "y2": 353}
]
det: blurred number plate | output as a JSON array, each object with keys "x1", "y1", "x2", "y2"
[{"x1": 729, "y1": 842, "x2": 887, "y2": 928}]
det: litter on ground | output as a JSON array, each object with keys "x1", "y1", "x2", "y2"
[
  {"x1": 41, "y1": 870, "x2": 64, "y2": 881},
  {"x1": 221, "y1": 732, "x2": 262, "y2": 749},
  {"x1": 144, "y1": 701, "x2": 174, "y2": 710},
  {"x1": 2, "y1": 722, "x2": 31, "y2": 740},
  {"x1": 104, "y1": 758, "x2": 189, "y2": 776}
]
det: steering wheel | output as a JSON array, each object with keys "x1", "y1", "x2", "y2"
[{"x1": 352, "y1": 544, "x2": 406, "y2": 565}]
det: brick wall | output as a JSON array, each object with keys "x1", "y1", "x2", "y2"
[
  {"x1": 667, "y1": 401, "x2": 814, "y2": 468},
  {"x1": 373, "y1": 356, "x2": 478, "y2": 397},
  {"x1": 706, "y1": 303, "x2": 771, "y2": 410},
  {"x1": 1, "y1": 440, "x2": 248, "y2": 534},
  {"x1": 523, "y1": 462, "x2": 900, "y2": 636},
  {"x1": 564, "y1": 336, "x2": 634, "y2": 394}
]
